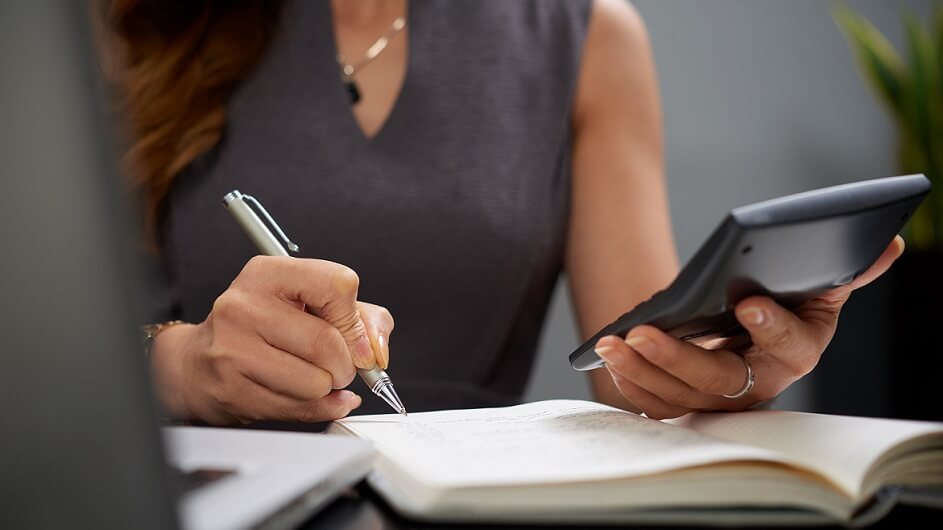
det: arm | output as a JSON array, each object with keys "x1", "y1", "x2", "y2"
[
  {"x1": 568, "y1": 0, "x2": 904, "y2": 418},
  {"x1": 569, "y1": 0, "x2": 678, "y2": 412}
]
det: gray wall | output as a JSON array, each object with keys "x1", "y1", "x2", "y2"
[{"x1": 525, "y1": 0, "x2": 935, "y2": 412}]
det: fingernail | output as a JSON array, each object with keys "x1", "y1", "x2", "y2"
[
  {"x1": 353, "y1": 337, "x2": 376, "y2": 369},
  {"x1": 740, "y1": 307, "x2": 766, "y2": 327},
  {"x1": 625, "y1": 336, "x2": 655, "y2": 357},
  {"x1": 595, "y1": 345, "x2": 617, "y2": 363},
  {"x1": 377, "y1": 334, "x2": 389, "y2": 370}
]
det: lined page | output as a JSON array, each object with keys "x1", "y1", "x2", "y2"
[
  {"x1": 668, "y1": 410, "x2": 943, "y2": 498},
  {"x1": 333, "y1": 400, "x2": 786, "y2": 488}
]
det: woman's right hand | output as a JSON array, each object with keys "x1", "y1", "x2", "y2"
[{"x1": 148, "y1": 256, "x2": 394, "y2": 425}]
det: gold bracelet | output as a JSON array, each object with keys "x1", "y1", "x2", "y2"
[{"x1": 141, "y1": 320, "x2": 185, "y2": 357}]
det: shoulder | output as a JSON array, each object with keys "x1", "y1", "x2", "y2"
[
  {"x1": 575, "y1": 0, "x2": 657, "y2": 125},
  {"x1": 587, "y1": 0, "x2": 650, "y2": 48}
]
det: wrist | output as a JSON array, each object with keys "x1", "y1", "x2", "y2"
[{"x1": 148, "y1": 322, "x2": 201, "y2": 420}]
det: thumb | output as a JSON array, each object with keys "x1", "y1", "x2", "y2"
[
  {"x1": 358, "y1": 302, "x2": 395, "y2": 370},
  {"x1": 305, "y1": 264, "x2": 377, "y2": 370},
  {"x1": 313, "y1": 301, "x2": 375, "y2": 369},
  {"x1": 251, "y1": 257, "x2": 379, "y2": 369}
]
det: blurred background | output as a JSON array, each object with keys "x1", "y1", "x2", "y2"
[{"x1": 526, "y1": 0, "x2": 942, "y2": 420}]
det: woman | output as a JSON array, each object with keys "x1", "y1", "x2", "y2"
[{"x1": 100, "y1": 0, "x2": 903, "y2": 425}]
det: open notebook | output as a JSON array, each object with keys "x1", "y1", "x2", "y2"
[{"x1": 328, "y1": 399, "x2": 943, "y2": 526}]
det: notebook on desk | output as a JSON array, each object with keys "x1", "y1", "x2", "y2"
[
  {"x1": 0, "y1": 3, "x2": 371, "y2": 529},
  {"x1": 329, "y1": 399, "x2": 943, "y2": 527}
]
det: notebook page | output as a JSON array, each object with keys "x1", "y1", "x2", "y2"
[
  {"x1": 667, "y1": 410, "x2": 943, "y2": 498},
  {"x1": 333, "y1": 400, "x2": 788, "y2": 488}
]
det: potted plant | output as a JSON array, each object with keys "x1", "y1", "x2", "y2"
[{"x1": 834, "y1": 5, "x2": 942, "y2": 420}]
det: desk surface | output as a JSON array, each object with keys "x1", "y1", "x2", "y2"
[{"x1": 296, "y1": 482, "x2": 942, "y2": 530}]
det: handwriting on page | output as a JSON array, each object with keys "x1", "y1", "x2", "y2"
[
  {"x1": 396, "y1": 406, "x2": 697, "y2": 455},
  {"x1": 343, "y1": 402, "x2": 764, "y2": 485}
]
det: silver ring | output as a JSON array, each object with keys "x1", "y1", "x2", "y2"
[{"x1": 722, "y1": 356, "x2": 755, "y2": 399}]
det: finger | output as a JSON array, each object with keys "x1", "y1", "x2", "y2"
[
  {"x1": 358, "y1": 302, "x2": 395, "y2": 370},
  {"x1": 290, "y1": 389, "x2": 363, "y2": 423},
  {"x1": 595, "y1": 335, "x2": 712, "y2": 409},
  {"x1": 240, "y1": 256, "x2": 377, "y2": 369},
  {"x1": 606, "y1": 328, "x2": 753, "y2": 406},
  {"x1": 735, "y1": 296, "x2": 823, "y2": 374},
  {"x1": 816, "y1": 236, "x2": 906, "y2": 306},
  {"x1": 750, "y1": 235, "x2": 908, "y2": 342},
  {"x1": 254, "y1": 299, "x2": 357, "y2": 389},
  {"x1": 235, "y1": 380, "x2": 362, "y2": 423},
  {"x1": 237, "y1": 341, "x2": 335, "y2": 401},
  {"x1": 605, "y1": 369, "x2": 691, "y2": 420},
  {"x1": 847, "y1": 235, "x2": 905, "y2": 290}
]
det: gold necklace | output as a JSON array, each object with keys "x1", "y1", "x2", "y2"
[{"x1": 336, "y1": 16, "x2": 407, "y2": 104}]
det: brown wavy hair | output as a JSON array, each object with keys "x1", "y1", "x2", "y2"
[{"x1": 97, "y1": 0, "x2": 284, "y2": 249}]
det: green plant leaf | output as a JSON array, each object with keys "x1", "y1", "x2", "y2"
[
  {"x1": 904, "y1": 14, "x2": 942, "y2": 248},
  {"x1": 833, "y1": 5, "x2": 908, "y2": 122},
  {"x1": 904, "y1": 14, "x2": 939, "y2": 144},
  {"x1": 899, "y1": 137, "x2": 936, "y2": 248},
  {"x1": 834, "y1": 4, "x2": 942, "y2": 249},
  {"x1": 933, "y1": 7, "x2": 943, "y2": 248},
  {"x1": 937, "y1": 7, "x2": 943, "y2": 103}
]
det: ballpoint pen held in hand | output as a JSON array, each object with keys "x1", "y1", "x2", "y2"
[{"x1": 223, "y1": 190, "x2": 407, "y2": 416}]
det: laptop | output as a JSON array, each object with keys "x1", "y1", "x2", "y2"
[{"x1": 0, "y1": 3, "x2": 373, "y2": 529}]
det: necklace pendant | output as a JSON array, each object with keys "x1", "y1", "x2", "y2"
[{"x1": 344, "y1": 79, "x2": 361, "y2": 104}]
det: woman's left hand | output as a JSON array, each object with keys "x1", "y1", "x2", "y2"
[{"x1": 594, "y1": 236, "x2": 905, "y2": 419}]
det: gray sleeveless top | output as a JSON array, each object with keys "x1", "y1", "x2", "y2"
[{"x1": 161, "y1": 0, "x2": 593, "y2": 415}]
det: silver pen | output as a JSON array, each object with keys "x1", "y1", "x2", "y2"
[{"x1": 223, "y1": 190, "x2": 407, "y2": 416}]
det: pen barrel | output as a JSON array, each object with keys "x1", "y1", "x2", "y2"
[
  {"x1": 358, "y1": 366, "x2": 390, "y2": 393},
  {"x1": 223, "y1": 191, "x2": 289, "y2": 257}
]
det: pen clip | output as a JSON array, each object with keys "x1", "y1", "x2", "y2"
[{"x1": 240, "y1": 193, "x2": 300, "y2": 253}]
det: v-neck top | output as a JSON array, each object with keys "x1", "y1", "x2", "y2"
[{"x1": 159, "y1": 0, "x2": 594, "y2": 415}]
